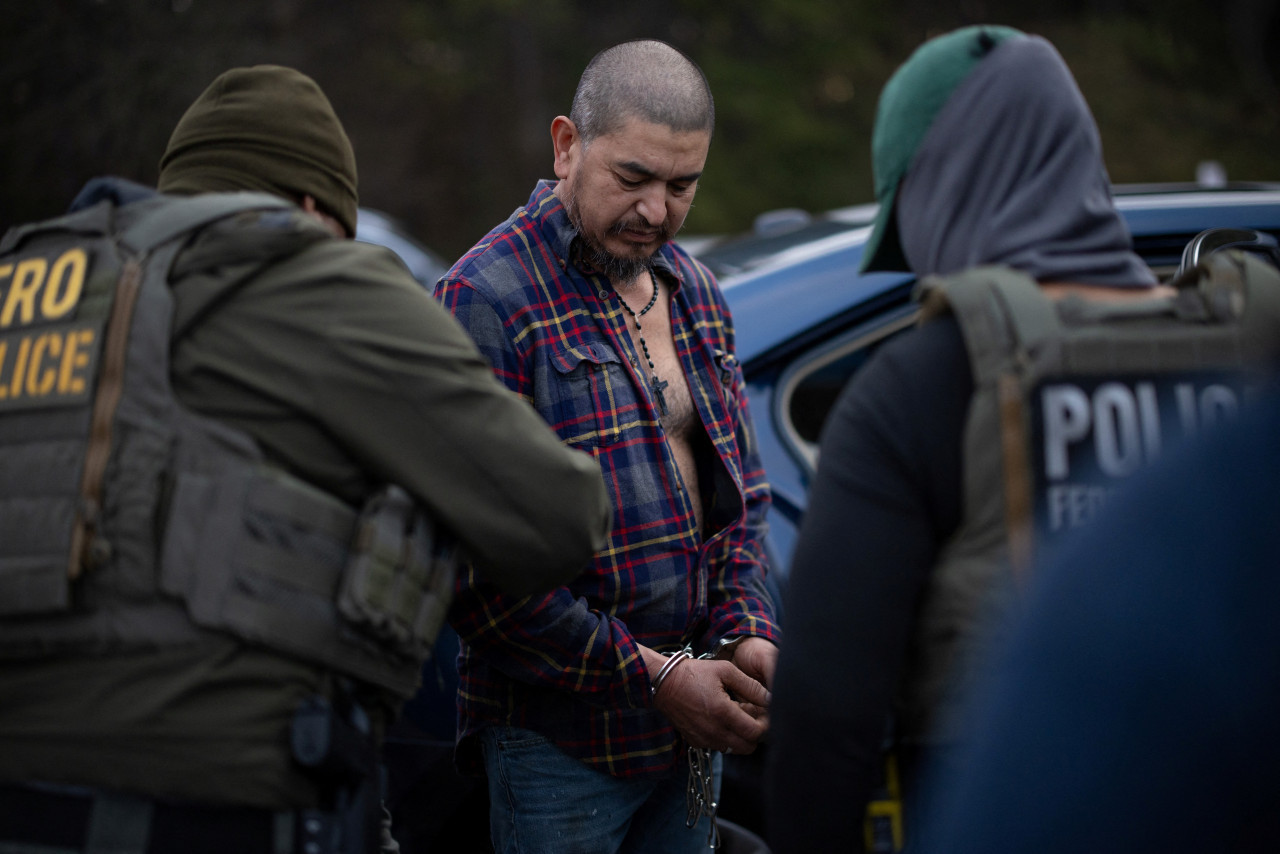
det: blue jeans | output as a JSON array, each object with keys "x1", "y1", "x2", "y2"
[{"x1": 480, "y1": 726, "x2": 721, "y2": 854}]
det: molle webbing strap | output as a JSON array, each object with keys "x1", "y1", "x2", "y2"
[
  {"x1": 929, "y1": 268, "x2": 1061, "y2": 575},
  {"x1": 68, "y1": 256, "x2": 143, "y2": 580},
  {"x1": 998, "y1": 373, "x2": 1033, "y2": 579},
  {"x1": 975, "y1": 273, "x2": 1060, "y2": 578},
  {"x1": 1051, "y1": 294, "x2": 1218, "y2": 375},
  {"x1": 67, "y1": 193, "x2": 293, "y2": 582}
]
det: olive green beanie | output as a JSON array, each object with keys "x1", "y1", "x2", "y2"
[{"x1": 158, "y1": 65, "x2": 359, "y2": 236}]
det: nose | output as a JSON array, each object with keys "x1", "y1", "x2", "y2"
[{"x1": 634, "y1": 185, "x2": 668, "y2": 228}]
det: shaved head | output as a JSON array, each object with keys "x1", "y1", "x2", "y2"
[{"x1": 569, "y1": 40, "x2": 714, "y2": 145}]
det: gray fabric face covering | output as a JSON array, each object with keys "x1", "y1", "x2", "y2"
[{"x1": 896, "y1": 36, "x2": 1157, "y2": 287}]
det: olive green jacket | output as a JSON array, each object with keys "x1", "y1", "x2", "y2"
[{"x1": 0, "y1": 189, "x2": 609, "y2": 808}]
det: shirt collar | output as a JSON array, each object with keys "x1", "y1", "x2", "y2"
[{"x1": 526, "y1": 179, "x2": 684, "y2": 292}]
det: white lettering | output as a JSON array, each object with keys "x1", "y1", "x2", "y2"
[
  {"x1": 1136, "y1": 382, "x2": 1162, "y2": 463},
  {"x1": 1200, "y1": 384, "x2": 1239, "y2": 427},
  {"x1": 1093, "y1": 383, "x2": 1143, "y2": 477},
  {"x1": 1042, "y1": 384, "x2": 1091, "y2": 480},
  {"x1": 1176, "y1": 383, "x2": 1199, "y2": 438},
  {"x1": 1047, "y1": 483, "x2": 1111, "y2": 532}
]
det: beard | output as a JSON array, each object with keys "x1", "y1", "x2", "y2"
[{"x1": 563, "y1": 184, "x2": 672, "y2": 284}]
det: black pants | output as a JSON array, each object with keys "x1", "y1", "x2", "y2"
[{"x1": 0, "y1": 781, "x2": 351, "y2": 854}]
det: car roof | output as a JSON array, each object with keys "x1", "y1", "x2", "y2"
[{"x1": 717, "y1": 185, "x2": 1280, "y2": 366}]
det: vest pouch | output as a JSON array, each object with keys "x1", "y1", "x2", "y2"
[
  {"x1": 160, "y1": 466, "x2": 377, "y2": 660},
  {"x1": 160, "y1": 466, "x2": 444, "y2": 697},
  {"x1": 336, "y1": 485, "x2": 455, "y2": 662}
]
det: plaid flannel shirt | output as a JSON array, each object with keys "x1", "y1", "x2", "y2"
[{"x1": 435, "y1": 181, "x2": 780, "y2": 779}]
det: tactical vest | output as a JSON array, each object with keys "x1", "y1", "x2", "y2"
[
  {"x1": 0, "y1": 192, "x2": 453, "y2": 700},
  {"x1": 899, "y1": 251, "x2": 1280, "y2": 743}
]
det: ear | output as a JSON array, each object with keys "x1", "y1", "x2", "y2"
[
  {"x1": 300, "y1": 194, "x2": 349, "y2": 239},
  {"x1": 550, "y1": 115, "x2": 579, "y2": 181}
]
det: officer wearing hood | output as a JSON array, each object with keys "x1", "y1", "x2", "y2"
[{"x1": 766, "y1": 26, "x2": 1280, "y2": 852}]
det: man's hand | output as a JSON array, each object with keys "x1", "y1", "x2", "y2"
[
  {"x1": 731, "y1": 636, "x2": 779, "y2": 693},
  {"x1": 644, "y1": 647, "x2": 770, "y2": 754}
]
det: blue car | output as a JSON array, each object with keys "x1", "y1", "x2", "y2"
[{"x1": 702, "y1": 183, "x2": 1280, "y2": 609}]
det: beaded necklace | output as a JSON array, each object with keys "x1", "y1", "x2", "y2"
[{"x1": 615, "y1": 272, "x2": 670, "y2": 416}]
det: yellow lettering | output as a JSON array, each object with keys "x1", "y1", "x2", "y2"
[
  {"x1": 1, "y1": 259, "x2": 47, "y2": 328},
  {"x1": 59, "y1": 329, "x2": 94, "y2": 395},
  {"x1": 8, "y1": 335, "x2": 31, "y2": 397},
  {"x1": 26, "y1": 332, "x2": 59, "y2": 396},
  {"x1": 43, "y1": 249, "x2": 87, "y2": 321}
]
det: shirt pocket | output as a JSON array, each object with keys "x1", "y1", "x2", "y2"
[{"x1": 540, "y1": 343, "x2": 631, "y2": 448}]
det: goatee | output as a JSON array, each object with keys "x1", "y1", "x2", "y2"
[{"x1": 563, "y1": 185, "x2": 669, "y2": 284}]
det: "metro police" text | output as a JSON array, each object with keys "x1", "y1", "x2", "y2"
[{"x1": 0, "y1": 247, "x2": 99, "y2": 409}]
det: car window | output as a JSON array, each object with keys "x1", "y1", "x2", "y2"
[{"x1": 776, "y1": 304, "x2": 920, "y2": 473}]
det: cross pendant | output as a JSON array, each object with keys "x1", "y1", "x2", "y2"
[{"x1": 651, "y1": 375, "x2": 669, "y2": 417}]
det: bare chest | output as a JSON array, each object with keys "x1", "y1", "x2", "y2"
[
  {"x1": 615, "y1": 275, "x2": 706, "y2": 529},
  {"x1": 616, "y1": 279, "x2": 696, "y2": 434}
]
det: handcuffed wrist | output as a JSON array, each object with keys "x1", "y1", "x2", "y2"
[{"x1": 650, "y1": 645, "x2": 693, "y2": 699}]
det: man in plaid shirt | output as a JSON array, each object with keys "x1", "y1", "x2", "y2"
[{"x1": 435, "y1": 39, "x2": 781, "y2": 853}]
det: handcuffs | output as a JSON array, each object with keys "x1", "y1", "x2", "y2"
[{"x1": 651, "y1": 635, "x2": 749, "y2": 850}]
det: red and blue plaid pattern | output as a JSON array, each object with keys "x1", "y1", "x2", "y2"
[{"x1": 435, "y1": 181, "x2": 779, "y2": 779}]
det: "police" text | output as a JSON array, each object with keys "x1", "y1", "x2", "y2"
[{"x1": 1041, "y1": 380, "x2": 1239, "y2": 480}]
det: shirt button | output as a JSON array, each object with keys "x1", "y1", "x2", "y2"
[{"x1": 598, "y1": 289, "x2": 609, "y2": 299}]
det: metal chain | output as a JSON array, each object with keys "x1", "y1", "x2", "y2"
[
  {"x1": 685, "y1": 744, "x2": 720, "y2": 849},
  {"x1": 685, "y1": 647, "x2": 725, "y2": 850}
]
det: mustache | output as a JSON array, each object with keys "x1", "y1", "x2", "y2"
[{"x1": 609, "y1": 217, "x2": 671, "y2": 243}]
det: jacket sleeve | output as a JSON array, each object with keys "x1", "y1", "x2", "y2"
[
  {"x1": 278, "y1": 242, "x2": 611, "y2": 597},
  {"x1": 765, "y1": 321, "x2": 971, "y2": 853}
]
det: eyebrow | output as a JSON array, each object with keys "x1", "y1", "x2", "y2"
[{"x1": 616, "y1": 160, "x2": 703, "y2": 183}]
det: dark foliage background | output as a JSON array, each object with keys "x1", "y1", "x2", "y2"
[{"x1": 3, "y1": 0, "x2": 1278, "y2": 260}]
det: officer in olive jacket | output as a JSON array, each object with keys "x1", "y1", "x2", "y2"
[{"x1": 0, "y1": 65, "x2": 610, "y2": 854}]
